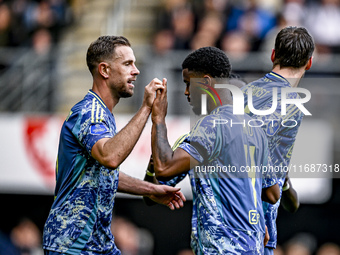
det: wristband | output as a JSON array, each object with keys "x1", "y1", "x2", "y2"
[
  {"x1": 146, "y1": 170, "x2": 155, "y2": 177},
  {"x1": 282, "y1": 182, "x2": 290, "y2": 192}
]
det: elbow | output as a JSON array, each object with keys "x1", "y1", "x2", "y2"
[
  {"x1": 99, "y1": 155, "x2": 120, "y2": 169},
  {"x1": 108, "y1": 158, "x2": 121, "y2": 170},
  {"x1": 262, "y1": 184, "x2": 280, "y2": 204},
  {"x1": 270, "y1": 194, "x2": 280, "y2": 205},
  {"x1": 265, "y1": 196, "x2": 279, "y2": 205},
  {"x1": 271, "y1": 183, "x2": 281, "y2": 204},
  {"x1": 91, "y1": 146, "x2": 121, "y2": 169},
  {"x1": 154, "y1": 166, "x2": 174, "y2": 181}
]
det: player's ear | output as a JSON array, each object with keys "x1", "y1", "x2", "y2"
[
  {"x1": 271, "y1": 49, "x2": 275, "y2": 63},
  {"x1": 305, "y1": 56, "x2": 313, "y2": 71},
  {"x1": 98, "y1": 62, "x2": 109, "y2": 79},
  {"x1": 203, "y1": 75, "x2": 212, "y2": 87}
]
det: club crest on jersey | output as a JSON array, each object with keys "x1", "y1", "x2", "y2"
[{"x1": 90, "y1": 123, "x2": 108, "y2": 135}]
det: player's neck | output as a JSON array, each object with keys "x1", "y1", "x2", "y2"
[
  {"x1": 272, "y1": 66, "x2": 305, "y2": 87},
  {"x1": 92, "y1": 82, "x2": 119, "y2": 112}
]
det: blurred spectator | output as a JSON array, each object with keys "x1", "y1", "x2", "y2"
[
  {"x1": 152, "y1": 29, "x2": 175, "y2": 55},
  {"x1": 282, "y1": 0, "x2": 306, "y2": 26},
  {"x1": 31, "y1": 27, "x2": 52, "y2": 55},
  {"x1": 273, "y1": 245, "x2": 284, "y2": 255},
  {"x1": 285, "y1": 243, "x2": 311, "y2": 255},
  {"x1": 0, "y1": 2, "x2": 11, "y2": 46},
  {"x1": 221, "y1": 31, "x2": 251, "y2": 60},
  {"x1": 171, "y1": 5, "x2": 195, "y2": 49},
  {"x1": 304, "y1": 0, "x2": 340, "y2": 54},
  {"x1": 284, "y1": 233, "x2": 317, "y2": 255},
  {"x1": 189, "y1": 12, "x2": 224, "y2": 49},
  {"x1": 7, "y1": 0, "x2": 31, "y2": 46},
  {"x1": 190, "y1": 29, "x2": 216, "y2": 50},
  {"x1": 0, "y1": 230, "x2": 20, "y2": 255},
  {"x1": 0, "y1": 0, "x2": 72, "y2": 47},
  {"x1": 197, "y1": 13, "x2": 224, "y2": 42},
  {"x1": 157, "y1": 0, "x2": 189, "y2": 30},
  {"x1": 260, "y1": 12, "x2": 288, "y2": 53},
  {"x1": 153, "y1": 0, "x2": 282, "y2": 53},
  {"x1": 256, "y1": 0, "x2": 282, "y2": 13},
  {"x1": 155, "y1": 0, "x2": 194, "y2": 50},
  {"x1": 200, "y1": 0, "x2": 230, "y2": 14},
  {"x1": 24, "y1": 0, "x2": 55, "y2": 31},
  {"x1": 316, "y1": 243, "x2": 340, "y2": 255},
  {"x1": 177, "y1": 248, "x2": 194, "y2": 255},
  {"x1": 225, "y1": 0, "x2": 277, "y2": 51},
  {"x1": 0, "y1": 2, "x2": 12, "y2": 46},
  {"x1": 111, "y1": 216, "x2": 154, "y2": 255},
  {"x1": 10, "y1": 218, "x2": 43, "y2": 255}
]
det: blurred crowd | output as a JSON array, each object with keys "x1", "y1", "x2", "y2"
[
  {"x1": 152, "y1": 0, "x2": 340, "y2": 59},
  {"x1": 0, "y1": 218, "x2": 43, "y2": 255},
  {"x1": 0, "y1": 0, "x2": 73, "y2": 50},
  {"x1": 275, "y1": 233, "x2": 340, "y2": 255}
]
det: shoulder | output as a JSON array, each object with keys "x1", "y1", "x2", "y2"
[
  {"x1": 74, "y1": 92, "x2": 112, "y2": 126},
  {"x1": 243, "y1": 78, "x2": 274, "y2": 100},
  {"x1": 192, "y1": 115, "x2": 214, "y2": 130}
]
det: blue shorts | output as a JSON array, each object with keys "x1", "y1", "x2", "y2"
[{"x1": 264, "y1": 247, "x2": 274, "y2": 255}]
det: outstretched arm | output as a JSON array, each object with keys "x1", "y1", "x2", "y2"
[
  {"x1": 143, "y1": 156, "x2": 159, "y2": 206},
  {"x1": 151, "y1": 79, "x2": 198, "y2": 179},
  {"x1": 118, "y1": 171, "x2": 186, "y2": 210},
  {"x1": 91, "y1": 79, "x2": 164, "y2": 169},
  {"x1": 143, "y1": 156, "x2": 159, "y2": 184},
  {"x1": 281, "y1": 175, "x2": 299, "y2": 213}
]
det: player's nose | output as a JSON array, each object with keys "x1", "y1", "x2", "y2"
[{"x1": 132, "y1": 64, "x2": 140, "y2": 76}]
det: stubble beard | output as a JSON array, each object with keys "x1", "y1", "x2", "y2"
[{"x1": 119, "y1": 89, "x2": 134, "y2": 98}]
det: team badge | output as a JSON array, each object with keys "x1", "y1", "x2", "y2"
[{"x1": 90, "y1": 123, "x2": 108, "y2": 135}]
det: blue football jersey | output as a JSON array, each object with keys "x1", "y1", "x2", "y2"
[
  {"x1": 242, "y1": 72, "x2": 304, "y2": 248},
  {"x1": 165, "y1": 105, "x2": 277, "y2": 254},
  {"x1": 43, "y1": 90, "x2": 121, "y2": 255}
]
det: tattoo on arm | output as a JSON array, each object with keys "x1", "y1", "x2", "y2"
[{"x1": 155, "y1": 123, "x2": 173, "y2": 162}]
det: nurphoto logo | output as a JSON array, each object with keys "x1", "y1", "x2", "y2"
[{"x1": 201, "y1": 84, "x2": 311, "y2": 116}]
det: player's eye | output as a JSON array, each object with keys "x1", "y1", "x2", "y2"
[{"x1": 124, "y1": 61, "x2": 133, "y2": 66}]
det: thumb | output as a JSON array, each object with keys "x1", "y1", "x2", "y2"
[
  {"x1": 167, "y1": 186, "x2": 181, "y2": 192},
  {"x1": 155, "y1": 89, "x2": 162, "y2": 99}
]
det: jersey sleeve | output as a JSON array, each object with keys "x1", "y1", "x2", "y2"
[
  {"x1": 178, "y1": 117, "x2": 215, "y2": 163},
  {"x1": 74, "y1": 102, "x2": 114, "y2": 155},
  {"x1": 159, "y1": 133, "x2": 190, "y2": 186}
]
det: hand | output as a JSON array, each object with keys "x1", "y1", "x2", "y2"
[
  {"x1": 264, "y1": 225, "x2": 270, "y2": 247},
  {"x1": 148, "y1": 184, "x2": 186, "y2": 210},
  {"x1": 143, "y1": 78, "x2": 165, "y2": 109},
  {"x1": 151, "y1": 78, "x2": 168, "y2": 123}
]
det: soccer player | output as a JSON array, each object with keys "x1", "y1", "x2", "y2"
[
  {"x1": 42, "y1": 36, "x2": 186, "y2": 255},
  {"x1": 149, "y1": 47, "x2": 280, "y2": 254},
  {"x1": 242, "y1": 26, "x2": 315, "y2": 255}
]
